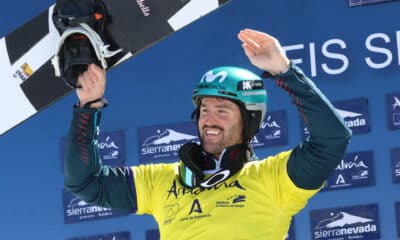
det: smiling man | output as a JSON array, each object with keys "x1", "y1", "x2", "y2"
[{"x1": 64, "y1": 28, "x2": 352, "y2": 239}]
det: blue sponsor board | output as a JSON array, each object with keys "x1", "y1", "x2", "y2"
[
  {"x1": 386, "y1": 92, "x2": 400, "y2": 130},
  {"x1": 310, "y1": 204, "x2": 380, "y2": 240},
  {"x1": 67, "y1": 231, "x2": 130, "y2": 240},
  {"x1": 252, "y1": 110, "x2": 288, "y2": 149},
  {"x1": 391, "y1": 147, "x2": 400, "y2": 184},
  {"x1": 138, "y1": 121, "x2": 198, "y2": 163},
  {"x1": 349, "y1": 0, "x2": 398, "y2": 6},
  {"x1": 396, "y1": 202, "x2": 400, "y2": 238},
  {"x1": 145, "y1": 229, "x2": 160, "y2": 240},
  {"x1": 321, "y1": 151, "x2": 375, "y2": 192},
  {"x1": 60, "y1": 130, "x2": 126, "y2": 172},
  {"x1": 285, "y1": 219, "x2": 296, "y2": 240},
  {"x1": 301, "y1": 98, "x2": 370, "y2": 139},
  {"x1": 63, "y1": 189, "x2": 128, "y2": 224}
]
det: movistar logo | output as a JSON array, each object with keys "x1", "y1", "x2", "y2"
[{"x1": 200, "y1": 70, "x2": 228, "y2": 83}]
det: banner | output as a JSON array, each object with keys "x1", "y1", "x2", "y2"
[
  {"x1": 138, "y1": 121, "x2": 198, "y2": 163},
  {"x1": 252, "y1": 110, "x2": 288, "y2": 149},
  {"x1": 310, "y1": 204, "x2": 380, "y2": 240},
  {"x1": 67, "y1": 231, "x2": 130, "y2": 240},
  {"x1": 392, "y1": 147, "x2": 400, "y2": 184},
  {"x1": 63, "y1": 189, "x2": 129, "y2": 224},
  {"x1": 386, "y1": 92, "x2": 400, "y2": 130},
  {"x1": 60, "y1": 130, "x2": 126, "y2": 172},
  {"x1": 321, "y1": 151, "x2": 375, "y2": 192}
]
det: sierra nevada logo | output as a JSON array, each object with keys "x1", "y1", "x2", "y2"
[
  {"x1": 336, "y1": 108, "x2": 366, "y2": 128},
  {"x1": 311, "y1": 204, "x2": 380, "y2": 240},
  {"x1": 138, "y1": 122, "x2": 198, "y2": 162},
  {"x1": 143, "y1": 129, "x2": 197, "y2": 146}
]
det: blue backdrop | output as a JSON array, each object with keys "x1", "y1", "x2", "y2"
[{"x1": 0, "y1": 0, "x2": 399, "y2": 239}]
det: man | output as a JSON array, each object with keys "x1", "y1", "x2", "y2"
[{"x1": 65, "y1": 29, "x2": 351, "y2": 239}]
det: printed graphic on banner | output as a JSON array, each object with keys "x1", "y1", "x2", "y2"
[
  {"x1": 285, "y1": 219, "x2": 296, "y2": 240},
  {"x1": 349, "y1": 0, "x2": 398, "y2": 7},
  {"x1": 252, "y1": 110, "x2": 288, "y2": 149},
  {"x1": 386, "y1": 92, "x2": 400, "y2": 130},
  {"x1": 60, "y1": 130, "x2": 126, "y2": 172},
  {"x1": 396, "y1": 202, "x2": 400, "y2": 238},
  {"x1": 138, "y1": 122, "x2": 198, "y2": 163},
  {"x1": 310, "y1": 204, "x2": 380, "y2": 240},
  {"x1": 63, "y1": 189, "x2": 128, "y2": 224},
  {"x1": 302, "y1": 98, "x2": 370, "y2": 138},
  {"x1": 391, "y1": 147, "x2": 400, "y2": 184},
  {"x1": 67, "y1": 231, "x2": 130, "y2": 240},
  {"x1": 145, "y1": 229, "x2": 160, "y2": 240},
  {"x1": 321, "y1": 151, "x2": 375, "y2": 192}
]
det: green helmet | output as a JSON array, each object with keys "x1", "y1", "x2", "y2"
[{"x1": 192, "y1": 66, "x2": 267, "y2": 141}]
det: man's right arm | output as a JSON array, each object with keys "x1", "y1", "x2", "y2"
[{"x1": 64, "y1": 107, "x2": 137, "y2": 212}]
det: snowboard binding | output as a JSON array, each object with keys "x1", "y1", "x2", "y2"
[{"x1": 51, "y1": 0, "x2": 122, "y2": 88}]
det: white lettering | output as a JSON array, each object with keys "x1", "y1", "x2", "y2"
[
  {"x1": 321, "y1": 39, "x2": 349, "y2": 75},
  {"x1": 314, "y1": 224, "x2": 377, "y2": 239},
  {"x1": 365, "y1": 33, "x2": 393, "y2": 69}
]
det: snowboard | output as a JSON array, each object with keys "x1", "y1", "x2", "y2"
[{"x1": 0, "y1": 0, "x2": 230, "y2": 136}]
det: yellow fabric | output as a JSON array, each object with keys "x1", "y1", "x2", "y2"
[{"x1": 132, "y1": 150, "x2": 320, "y2": 240}]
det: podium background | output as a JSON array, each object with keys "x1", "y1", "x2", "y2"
[{"x1": 0, "y1": 0, "x2": 399, "y2": 239}]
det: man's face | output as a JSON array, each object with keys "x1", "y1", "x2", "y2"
[{"x1": 198, "y1": 97, "x2": 243, "y2": 159}]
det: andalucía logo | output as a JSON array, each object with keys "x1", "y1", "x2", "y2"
[
  {"x1": 138, "y1": 122, "x2": 198, "y2": 163},
  {"x1": 310, "y1": 204, "x2": 380, "y2": 240},
  {"x1": 67, "y1": 231, "x2": 130, "y2": 240},
  {"x1": 386, "y1": 92, "x2": 400, "y2": 130},
  {"x1": 391, "y1": 147, "x2": 400, "y2": 184},
  {"x1": 60, "y1": 130, "x2": 125, "y2": 172},
  {"x1": 334, "y1": 98, "x2": 370, "y2": 135},
  {"x1": 252, "y1": 110, "x2": 288, "y2": 149},
  {"x1": 322, "y1": 151, "x2": 375, "y2": 192}
]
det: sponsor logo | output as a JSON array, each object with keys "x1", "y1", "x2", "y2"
[
  {"x1": 167, "y1": 179, "x2": 245, "y2": 200},
  {"x1": 63, "y1": 190, "x2": 127, "y2": 224},
  {"x1": 216, "y1": 194, "x2": 246, "y2": 208},
  {"x1": 333, "y1": 98, "x2": 370, "y2": 134},
  {"x1": 392, "y1": 148, "x2": 400, "y2": 183},
  {"x1": 310, "y1": 204, "x2": 380, "y2": 240},
  {"x1": 238, "y1": 80, "x2": 264, "y2": 91},
  {"x1": 143, "y1": 129, "x2": 197, "y2": 146},
  {"x1": 393, "y1": 96, "x2": 400, "y2": 110},
  {"x1": 163, "y1": 203, "x2": 180, "y2": 224},
  {"x1": 139, "y1": 122, "x2": 198, "y2": 162},
  {"x1": 136, "y1": 0, "x2": 150, "y2": 16},
  {"x1": 99, "y1": 135, "x2": 120, "y2": 160},
  {"x1": 253, "y1": 110, "x2": 288, "y2": 148},
  {"x1": 386, "y1": 93, "x2": 400, "y2": 130},
  {"x1": 200, "y1": 70, "x2": 228, "y2": 83},
  {"x1": 336, "y1": 108, "x2": 367, "y2": 128},
  {"x1": 323, "y1": 151, "x2": 374, "y2": 191},
  {"x1": 13, "y1": 63, "x2": 33, "y2": 82}
]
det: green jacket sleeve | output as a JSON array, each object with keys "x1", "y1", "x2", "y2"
[
  {"x1": 64, "y1": 107, "x2": 137, "y2": 212},
  {"x1": 269, "y1": 62, "x2": 352, "y2": 190}
]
